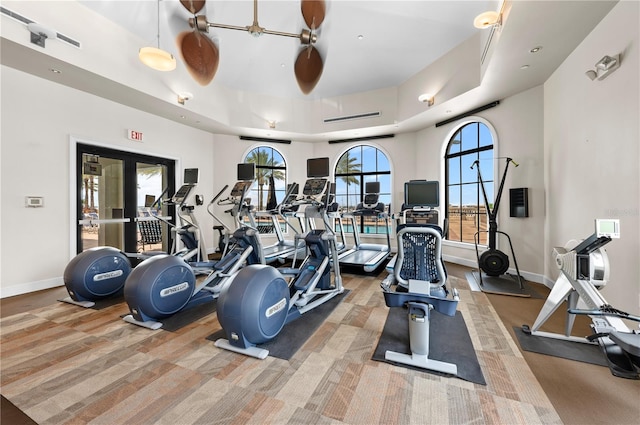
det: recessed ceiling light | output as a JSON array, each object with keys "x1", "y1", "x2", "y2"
[
  {"x1": 280, "y1": 63, "x2": 285, "y2": 68},
  {"x1": 180, "y1": 115, "x2": 186, "y2": 119},
  {"x1": 49, "y1": 68, "x2": 61, "y2": 74},
  {"x1": 520, "y1": 64, "x2": 530, "y2": 69},
  {"x1": 445, "y1": 110, "x2": 452, "y2": 114},
  {"x1": 530, "y1": 46, "x2": 542, "y2": 53},
  {"x1": 357, "y1": 35, "x2": 364, "y2": 40}
]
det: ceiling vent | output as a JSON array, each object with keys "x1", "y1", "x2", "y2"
[
  {"x1": 323, "y1": 111, "x2": 381, "y2": 124},
  {"x1": 1, "y1": 6, "x2": 81, "y2": 49}
]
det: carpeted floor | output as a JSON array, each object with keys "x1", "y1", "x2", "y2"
[
  {"x1": 2, "y1": 263, "x2": 639, "y2": 424},
  {"x1": 448, "y1": 262, "x2": 640, "y2": 425}
]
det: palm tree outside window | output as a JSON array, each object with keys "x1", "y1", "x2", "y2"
[
  {"x1": 334, "y1": 145, "x2": 391, "y2": 235},
  {"x1": 244, "y1": 146, "x2": 287, "y2": 232}
]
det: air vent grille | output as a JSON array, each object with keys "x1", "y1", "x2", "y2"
[
  {"x1": 56, "y1": 32, "x2": 81, "y2": 48},
  {"x1": 323, "y1": 111, "x2": 381, "y2": 123},
  {"x1": 0, "y1": 6, "x2": 32, "y2": 24},
  {"x1": 1, "y1": 6, "x2": 81, "y2": 48}
]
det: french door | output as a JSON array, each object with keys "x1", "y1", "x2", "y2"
[{"x1": 75, "y1": 144, "x2": 176, "y2": 254}]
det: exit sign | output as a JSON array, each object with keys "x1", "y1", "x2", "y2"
[{"x1": 127, "y1": 129, "x2": 144, "y2": 141}]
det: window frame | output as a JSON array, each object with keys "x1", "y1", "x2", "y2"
[
  {"x1": 243, "y1": 146, "x2": 288, "y2": 234},
  {"x1": 334, "y1": 144, "x2": 392, "y2": 235},
  {"x1": 441, "y1": 118, "x2": 497, "y2": 247}
]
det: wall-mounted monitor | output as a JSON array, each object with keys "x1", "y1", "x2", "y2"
[
  {"x1": 184, "y1": 168, "x2": 199, "y2": 185},
  {"x1": 237, "y1": 163, "x2": 256, "y2": 181},
  {"x1": 307, "y1": 157, "x2": 329, "y2": 178},
  {"x1": 404, "y1": 180, "x2": 439, "y2": 208}
]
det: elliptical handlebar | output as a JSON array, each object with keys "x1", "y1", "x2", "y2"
[
  {"x1": 209, "y1": 184, "x2": 229, "y2": 206},
  {"x1": 207, "y1": 184, "x2": 233, "y2": 233}
]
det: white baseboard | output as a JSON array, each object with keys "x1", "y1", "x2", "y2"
[
  {"x1": 0, "y1": 277, "x2": 65, "y2": 299},
  {"x1": 442, "y1": 254, "x2": 548, "y2": 286}
]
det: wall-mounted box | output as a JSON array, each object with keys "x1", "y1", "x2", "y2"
[
  {"x1": 509, "y1": 188, "x2": 528, "y2": 217},
  {"x1": 25, "y1": 196, "x2": 44, "y2": 208}
]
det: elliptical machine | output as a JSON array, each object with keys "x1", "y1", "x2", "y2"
[
  {"x1": 522, "y1": 219, "x2": 640, "y2": 379},
  {"x1": 214, "y1": 157, "x2": 344, "y2": 359},
  {"x1": 471, "y1": 157, "x2": 525, "y2": 295},
  {"x1": 122, "y1": 168, "x2": 262, "y2": 330},
  {"x1": 61, "y1": 176, "x2": 206, "y2": 308}
]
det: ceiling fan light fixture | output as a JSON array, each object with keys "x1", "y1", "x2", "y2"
[
  {"x1": 473, "y1": 11, "x2": 500, "y2": 29},
  {"x1": 139, "y1": 47, "x2": 177, "y2": 71}
]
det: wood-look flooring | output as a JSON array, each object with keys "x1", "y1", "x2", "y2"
[{"x1": 1, "y1": 263, "x2": 638, "y2": 424}]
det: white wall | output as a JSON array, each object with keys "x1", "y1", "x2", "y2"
[
  {"x1": 1, "y1": 66, "x2": 216, "y2": 297},
  {"x1": 415, "y1": 86, "x2": 546, "y2": 280},
  {"x1": 544, "y1": 1, "x2": 639, "y2": 315},
  {"x1": 2, "y1": 2, "x2": 637, "y2": 309}
]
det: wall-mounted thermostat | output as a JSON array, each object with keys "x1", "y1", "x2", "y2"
[{"x1": 25, "y1": 196, "x2": 44, "y2": 208}]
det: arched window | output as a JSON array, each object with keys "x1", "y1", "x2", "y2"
[
  {"x1": 445, "y1": 121, "x2": 494, "y2": 244},
  {"x1": 244, "y1": 145, "x2": 286, "y2": 211},
  {"x1": 334, "y1": 145, "x2": 391, "y2": 234}
]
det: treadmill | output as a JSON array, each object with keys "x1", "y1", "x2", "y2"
[
  {"x1": 305, "y1": 182, "x2": 348, "y2": 255},
  {"x1": 257, "y1": 182, "x2": 307, "y2": 264},
  {"x1": 338, "y1": 182, "x2": 391, "y2": 272}
]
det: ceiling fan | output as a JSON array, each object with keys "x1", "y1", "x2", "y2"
[{"x1": 174, "y1": 0, "x2": 326, "y2": 94}]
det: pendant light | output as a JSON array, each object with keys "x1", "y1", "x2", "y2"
[{"x1": 139, "y1": 0, "x2": 176, "y2": 71}]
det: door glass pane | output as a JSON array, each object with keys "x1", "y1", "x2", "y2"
[
  {"x1": 81, "y1": 154, "x2": 124, "y2": 251},
  {"x1": 137, "y1": 163, "x2": 168, "y2": 253}
]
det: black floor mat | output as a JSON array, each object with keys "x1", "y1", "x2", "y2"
[
  {"x1": 513, "y1": 326, "x2": 608, "y2": 366},
  {"x1": 372, "y1": 308, "x2": 486, "y2": 385},
  {"x1": 466, "y1": 271, "x2": 542, "y2": 298},
  {"x1": 160, "y1": 301, "x2": 218, "y2": 332},
  {"x1": 207, "y1": 290, "x2": 349, "y2": 360}
]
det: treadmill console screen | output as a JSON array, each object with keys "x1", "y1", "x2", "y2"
[{"x1": 303, "y1": 178, "x2": 328, "y2": 197}]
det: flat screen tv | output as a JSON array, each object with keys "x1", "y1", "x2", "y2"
[
  {"x1": 404, "y1": 180, "x2": 439, "y2": 208},
  {"x1": 365, "y1": 181, "x2": 380, "y2": 194},
  {"x1": 184, "y1": 168, "x2": 199, "y2": 185},
  {"x1": 307, "y1": 157, "x2": 329, "y2": 178},
  {"x1": 237, "y1": 163, "x2": 256, "y2": 181}
]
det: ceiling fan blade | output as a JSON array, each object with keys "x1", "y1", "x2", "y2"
[
  {"x1": 178, "y1": 30, "x2": 219, "y2": 86},
  {"x1": 294, "y1": 45, "x2": 323, "y2": 94},
  {"x1": 180, "y1": 0, "x2": 206, "y2": 15},
  {"x1": 301, "y1": 0, "x2": 325, "y2": 29}
]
